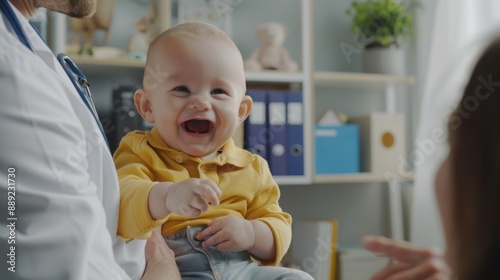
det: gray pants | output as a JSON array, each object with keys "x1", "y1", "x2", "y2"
[{"x1": 164, "y1": 225, "x2": 313, "y2": 280}]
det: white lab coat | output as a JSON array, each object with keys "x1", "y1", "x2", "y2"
[{"x1": 0, "y1": 4, "x2": 145, "y2": 280}]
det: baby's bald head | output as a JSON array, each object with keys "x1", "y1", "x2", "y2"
[
  {"x1": 143, "y1": 22, "x2": 246, "y2": 96},
  {"x1": 149, "y1": 22, "x2": 237, "y2": 52}
]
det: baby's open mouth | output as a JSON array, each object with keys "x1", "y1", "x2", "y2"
[{"x1": 182, "y1": 119, "x2": 213, "y2": 134}]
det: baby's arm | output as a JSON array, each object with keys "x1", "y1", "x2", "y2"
[
  {"x1": 148, "y1": 179, "x2": 221, "y2": 219},
  {"x1": 244, "y1": 159, "x2": 292, "y2": 265},
  {"x1": 247, "y1": 219, "x2": 276, "y2": 260},
  {"x1": 115, "y1": 150, "x2": 165, "y2": 239}
]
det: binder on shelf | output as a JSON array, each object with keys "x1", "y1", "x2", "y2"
[
  {"x1": 267, "y1": 90, "x2": 288, "y2": 175},
  {"x1": 286, "y1": 91, "x2": 304, "y2": 175},
  {"x1": 291, "y1": 219, "x2": 339, "y2": 280},
  {"x1": 110, "y1": 85, "x2": 141, "y2": 153},
  {"x1": 244, "y1": 89, "x2": 269, "y2": 161}
]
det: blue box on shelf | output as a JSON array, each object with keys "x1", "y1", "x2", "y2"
[{"x1": 315, "y1": 124, "x2": 360, "y2": 174}]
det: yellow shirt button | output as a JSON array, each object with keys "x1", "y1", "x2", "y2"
[{"x1": 174, "y1": 155, "x2": 183, "y2": 163}]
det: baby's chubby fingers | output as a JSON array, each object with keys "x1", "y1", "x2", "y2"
[
  {"x1": 196, "y1": 224, "x2": 218, "y2": 242},
  {"x1": 190, "y1": 195, "x2": 211, "y2": 213},
  {"x1": 196, "y1": 217, "x2": 227, "y2": 241},
  {"x1": 193, "y1": 179, "x2": 222, "y2": 206}
]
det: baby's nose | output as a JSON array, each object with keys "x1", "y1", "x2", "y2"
[{"x1": 189, "y1": 95, "x2": 211, "y2": 110}]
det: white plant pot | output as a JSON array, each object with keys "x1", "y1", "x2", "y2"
[{"x1": 362, "y1": 44, "x2": 405, "y2": 75}]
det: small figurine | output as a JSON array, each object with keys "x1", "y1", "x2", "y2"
[
  {"x1": 244, "y1": 22, "x2": 299, "y2": 72},
  {"x1": 69, "y1": 0, "x2": 116, "y2": 55},
  {"x1": 127, "y1": 17, "x2": 153, "y2": 54}
]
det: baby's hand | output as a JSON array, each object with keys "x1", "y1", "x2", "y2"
[
  {"x1": 166, "y1": 179, "x2": 221, "y2": 217},
  {"x1": 196, "y1": 216, "x2": 255, "y2": 252}
]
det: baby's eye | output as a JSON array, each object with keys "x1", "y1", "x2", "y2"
[
  {"x1": 211, "y1": 88, "x2": 226, "y2": 95},
  {"x1": 173, "y1": 86, "x2": 190, "y2": 93}
]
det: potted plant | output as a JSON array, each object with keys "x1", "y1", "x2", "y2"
[{"x1": 346, "y1": 0, "x2": 417, "y2": 75}]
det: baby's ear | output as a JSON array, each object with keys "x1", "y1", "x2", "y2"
[
  {"x1": 134, "y1": 88, "x2": 155, "y2": 123},
  {"x1": 238, "y1": 95, "x2": 253, "y2": 123}
]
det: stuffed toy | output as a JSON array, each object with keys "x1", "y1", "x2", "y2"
[
  {"x1": 128, "y1": 17, "x2": 153, "y2": 53},
  {"x1": 244, "y1": 22, "x2": 299, "y2": 72}
]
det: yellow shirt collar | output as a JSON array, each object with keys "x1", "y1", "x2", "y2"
[{"x1": 145, "y1": 127, "x2": 254, "y2": 168}]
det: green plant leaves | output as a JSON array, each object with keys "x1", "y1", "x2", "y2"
[{"x1": 346, "y1": 0, "x2": 417, "y2": 48}]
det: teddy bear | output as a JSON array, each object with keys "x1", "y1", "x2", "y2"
[{"x1": 244, "y1": 22, "x2": 299, "y2": 72}]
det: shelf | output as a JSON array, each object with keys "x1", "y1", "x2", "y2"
[
  {"x1": 314, "y1": 71, "x2": 415, "y2": 88},
  {"x1": 69, "y1": 57, "x2": 305, "y2": 78},
  {"x1": 313, "y1": 172, "x2": 414, "y2": 184},
  {"x1": 69, "y1": 57, "x2": 306, "y2": 83},
  {"x1": 274, "y1": 172, "x2": 414, "y2": 185},
  {"x1": 245, "y1": 71, "x2": 305, "y2": 83},
  {"x1": 69, "y1": 56, "x2": 146, "y2": 68},
  {"x1": 68, "y1": 59, "x2": 412, "y2": 88},
  {"x1": 275, "y1": 175, "x2": 311, "y2": 185},
  {"x1": 69, "y1": 58, "x2": 412, "y2": 89}
]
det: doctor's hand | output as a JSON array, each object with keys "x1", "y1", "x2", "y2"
[
  {"x1": 363, "y1": 235, "x2": 451, "y2": 280},
  {"x1": 142, "y1": 228, "x2": 181, "y2": 280},
  {"x1": 196, "y1": 216, "x2": 255, "y2": 252},
  {"x1": 166, "y1": 179, "x2": 222, "y2": 217}
]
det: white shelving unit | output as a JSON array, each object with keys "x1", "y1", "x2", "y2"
[
  {"x1": 315, "y1": 71, "x2": 415, "y2": 87},
  {"x1": 63, "y1": 0, "x2": 416, "y2": 189},
  {"x1": 245, "y1": 71, "x2": 305, "y2": 83},
  {"x1": 69, "y1": 56, "x2": 145, "y2": 68},
  {"x1": 314, "y1": 172, "x2": 414, "y2": 184},
  {"x1": 313, "y1": 70, "x2": 415, "y2": 240}
]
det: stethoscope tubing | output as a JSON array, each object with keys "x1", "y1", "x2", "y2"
[{"x1": 57, "y1": 53, "x2": 110, "y2": 149}]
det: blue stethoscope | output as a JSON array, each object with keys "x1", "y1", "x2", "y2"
[{"x1": 0, "y1": 0, "x2": 110, "y2": 149}]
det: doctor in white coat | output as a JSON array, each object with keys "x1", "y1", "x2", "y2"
[{"x1": 0, "y1": 0, "x2": 180, "y2": 279}]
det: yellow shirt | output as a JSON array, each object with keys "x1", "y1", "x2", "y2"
[{"x1": 113, "y1": 127, "x2": 292, "y2": 265}]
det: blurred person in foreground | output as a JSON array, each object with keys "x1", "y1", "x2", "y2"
[{"x1": 364, "y1": 35, "x2": 500, "y2": 280}]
